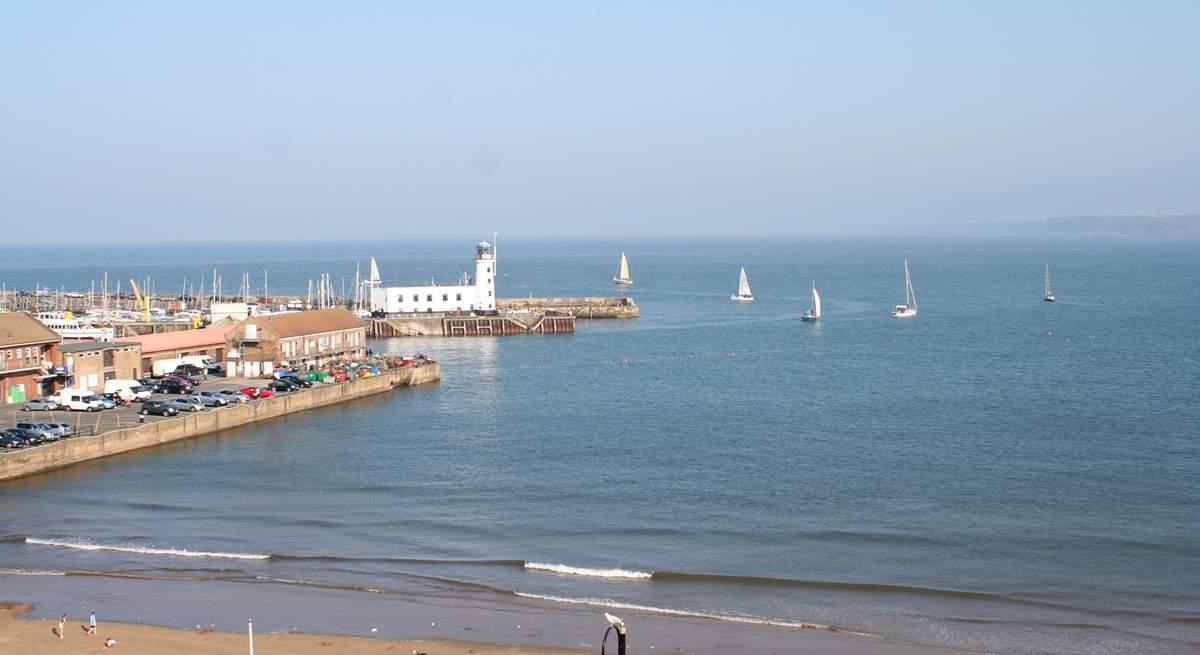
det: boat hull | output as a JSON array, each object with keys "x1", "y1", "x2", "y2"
[
  {"x1": 613, "y1": 278, "x2": 632, "y2": 286},
  {"x1": 730, "y1": 295, "x2": 753, "y2": 302},
  {"x1": 801, "y1": 313, "x2": 819, "y2": 322},
  {"x1": 891, "y1": 305, "x2": 917, "y2": 318},
  {"x1": 1044, "y1": 295, "x2": 1055, "y2": 302}
]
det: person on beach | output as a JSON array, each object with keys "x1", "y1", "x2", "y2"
[
  {"x1": 89, "y1": 611, "x2": 97, "y2": 635},
  {"x1": 104, "y1": 637, "x2": 118, "y2": 648},
  {"x1": 58, "y1": 614, "x2": 66, "y2": 639}
]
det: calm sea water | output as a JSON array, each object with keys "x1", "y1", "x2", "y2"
[{"x1": 2, "y1": 238, "x2": 1198, "y2": 654}]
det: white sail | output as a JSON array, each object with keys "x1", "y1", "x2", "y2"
[
  {"x1": 812, "y1": 282, "x2": 822, "y2": 317},
  {"x1": 613, "y1": 252, "x2": 632, "y2": 284},
  {"x1": 905, "y1": 259, "x2": 917, "y2": 309},
  {"x1": 368, "y1": 257, "x2": 382, "y2": 285},
  {"x1": 1045, "y1": 264, "x2": 1052, "y2": 296},
  {"x1": 736, "y1": 267, "x2": 752, "y2": 297}
]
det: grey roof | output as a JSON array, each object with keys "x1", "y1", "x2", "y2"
[{"x1": 58, "y1": 341, "x2": 139, "y2": 353}]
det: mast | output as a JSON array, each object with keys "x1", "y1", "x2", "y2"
[{"x1": 1045, "y1": 264, "x2": 1051, "y2": 296}]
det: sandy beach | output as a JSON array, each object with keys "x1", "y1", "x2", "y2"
[{"x1": 0, "y1": 602, "x2": 583, "y2": 655}]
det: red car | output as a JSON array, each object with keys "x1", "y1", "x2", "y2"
[{"x1": 239, "y1": 386, "x2": 275, "y2": 399}]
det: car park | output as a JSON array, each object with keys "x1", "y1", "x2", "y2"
[
  {"x1": 22, "y1": 398, "x2": 60, "y2": 411},
  {"x1": 140, "y1": 400, "x2": 179, "y2": 417},
  {"x1": 192, "y1": 391, "x2": 229, "y2": 407}
]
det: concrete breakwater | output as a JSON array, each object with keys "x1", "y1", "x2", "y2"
[
  {"x1": 497, "y1": 296, "x2": 639, "y2": 319},
  {"x1": 0, "y1": 363, "x2": 440, "y2": 482}
]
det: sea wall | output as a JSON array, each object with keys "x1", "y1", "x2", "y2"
[
  {"x1": 496, "y1": 296, "x2": 639, "y2": 319},
  {"x1": 0, "y1": 363, "x2": 440, "y2": 482}
]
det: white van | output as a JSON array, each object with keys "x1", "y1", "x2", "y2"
[
  {"x1": 104, "y1": 379, "x2": 152, "y2": 401},
  {"x1": 182, "y1": 355, "x2": 219, "y2": 371},
  {"x1": 52, "y1": 388, "x2": 106, "y2": 412},
  {"x1": 151, "y1": 358, "x2": 188, "y2": 377}
]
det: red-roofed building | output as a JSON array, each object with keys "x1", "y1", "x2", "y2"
[
  {"x1": 225, "y1": 309, "x2": 366, "y2": 377},
  {"x1": 123, "y1": 324, "x2": 236, "y2": 374}
]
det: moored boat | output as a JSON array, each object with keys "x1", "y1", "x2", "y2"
[{"x1": 891, "y1": 259, "x2": 918, "y2": 318}]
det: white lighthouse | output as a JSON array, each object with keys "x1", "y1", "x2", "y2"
[
  {"x1": 369, "y1": 239, "x2": 499, "y2": 315},
  {"x1": 474, "y1": 241, "x2": 495, "y2": 312}
]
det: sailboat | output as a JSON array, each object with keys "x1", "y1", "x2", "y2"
[
  {"x1": 730, "y1": 267, "x2": 753, "y2": 301},
  {"x1": 612, "y1": 252, "x2": 633, "y2": 286},
  {"x1": 891, "y1": 259, "x2": 918, "y2": 318},
  {"x1": 801, "y1": 281, "x2": 821, "y2": 321},
  {"x1": 1044, "y1": 264, "x2": 1056, "y2": 302}
]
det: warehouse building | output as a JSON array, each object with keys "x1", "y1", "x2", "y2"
[
  {"x1": 58, "y1": 341, "x2": 142, "y2": 391},
  {"x1": 225, "y1": 308, "x2": 367, "y2": 377},
  {"x1": 124, "y1": 324, "x2": 236, "y2": 375},
  {"x1": 0, "y1": 311, "x2": 62, "y2": 403}
]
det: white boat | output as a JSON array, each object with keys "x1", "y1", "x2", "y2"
[
  {"x1": 1044, "y1": 264, "x2": 1056, "y2": 302},
  {"x1": 612, "y1": 252, "x2": 633, "y2": 286},
  {"x1": 801, "y1": 281, "x2": 821, "y2": 321},
  {"x1": 35, "y1": 312, "x2": 116, "y2": 341},
  {"x1": 730, "y1": 267, "x2": 754, "y2": 301},
  {"x1": 891, "y1": 259, "x2": 918, "y2": 318}
]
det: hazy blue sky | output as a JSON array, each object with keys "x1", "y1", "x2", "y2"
[{"x1": 2, "y1": 2, "x2": 1198, "y2": 240}]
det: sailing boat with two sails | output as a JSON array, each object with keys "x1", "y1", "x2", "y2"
[
  {"x1": 1044, "y1": 264, "x2": 1056, "y2": 302},
  {"x1": 801, "y1": 281, "x2": 821, "y2": 322},
  {"x1": 612, "y1": 252, "x2": 633, "y2": 286},
  {"x1": 891, "y1": 259, "x2": 918, "y2": 318},
  {"x1": 730, "y1": 267, "x2": 754, "y2": 301}
]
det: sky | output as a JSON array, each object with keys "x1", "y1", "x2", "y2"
[{"x1": 2, "y1": 2, "x2": 1198, "y2": 240}]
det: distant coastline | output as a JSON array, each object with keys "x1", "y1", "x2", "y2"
[{"x1": 919, "y1": 214, "x2": 1200, "y2": 238}]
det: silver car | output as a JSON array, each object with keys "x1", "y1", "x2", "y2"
[
  {"x1": 22, "y1": 399, "x2": 60, "y2": 411},
  {"x1": 194, "y1": 391, "x2": 231, "y2": 407},
  {"x1": 169, "y1": 397, "x2": 205, "y2": 412},
  {"x1": 215, "y1": 389, "x2": 251, "y2": 404},
  {"x1": 14, "y1": 421, "x2": 61, "y2": 441}
]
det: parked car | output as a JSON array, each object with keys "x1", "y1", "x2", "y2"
[
  {"x1": 267, "y1": 379, "x2": 299, "y2": 393},
  {"x1": 193, "y1": 391, "x2": 230, "y2": 407},
  {"x1": 140, "y1": 400, "x2": 179, "y2": 417},
  {"x1": 15, "y1": 421, "x2": 60, "y2": 441},
  {"x1": 239, "y1": 387, "x2": 274, "y2": 399},
  {"x1": 22, "y1": 398, "x2": 60, "y2": 411},
  {"x1": 5, "y1": 428, "x2": 45, "y2": 446},
  {"x1": 214, "y1": 389, "x2": 251, "y2": 404},
  {"x1": 155, "y1": 379, "x2": 194, "y2": 395},
  {"x1": 166, "y1": 398, "x2": 201, "y2": 413},
  {"x1": 44, "y1": 422, "x2": 76, "y2": 438},
  {"x1": 164, "y1": 373, "x2": 202, "y2": 387},
  {"x1": 275, "y1": 372, "x2": 313, "y2": 388},
  {"x1": 91, "y1": 394, "x2": 117, "y2": 410},
  {"x1": 0, "y1": 432, "x2": 26, "y2": 449}
]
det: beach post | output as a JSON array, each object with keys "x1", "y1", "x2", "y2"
[
  {"x1": 248, "y1": 618, "x2": 254, "y2": 655},
  {"x1": 601, "y1": 613, "x2": 626, "y2": 655}
]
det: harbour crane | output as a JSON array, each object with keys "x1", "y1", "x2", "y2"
[{"x1": 128, "y1": 278, "x2": 151, "y2": 322}]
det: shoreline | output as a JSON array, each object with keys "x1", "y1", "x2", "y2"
[{"x1": 1, "y1": 573, "x2": 970, "y2": 655}]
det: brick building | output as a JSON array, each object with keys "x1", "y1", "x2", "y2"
[
  {"x1": 124, "y1": 324, "x2": 236, "y2": 375},
  {"x1": 0, "y1": 312, "x2": 62, "y2": 403},
  {"x1": 58, "y1": 341, "x2": 142, "y2": 391},
  {"x1": 226, "y1": 309, "x2": 367, "y2": 377}
]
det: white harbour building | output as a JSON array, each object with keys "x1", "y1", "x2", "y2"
[{"x1": 368, "y1": 241, "x2": 497, "y2": 315}]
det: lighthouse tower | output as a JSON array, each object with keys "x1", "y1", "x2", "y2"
[{"x1": 474, "y1": 241, "x2": 496, "y2": 313}]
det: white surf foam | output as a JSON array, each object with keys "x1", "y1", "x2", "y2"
[
  {"x1": 24, "y1": 537, "x2": 269, "y2": 560},
  {"x1": 513, "y1": 592, "x2": 875, "y2": 637},
  {"x1": 524, "y1": 562, "x2": 651, "y2": 579},
  {"x1": 0, "y1": 568, "x2": 66, "y2": 576}
]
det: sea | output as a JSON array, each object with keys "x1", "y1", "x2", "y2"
[{"x1": 1, "y1": 237, "x2": 1198, "y2": 654}]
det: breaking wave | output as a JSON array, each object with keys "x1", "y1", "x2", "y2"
[
  {"x1": 24, "y1": 537, "x2": 269, "y2": 560},
  {"x1": 524, "y1": 562, "x2": 652, "y2": 579}
]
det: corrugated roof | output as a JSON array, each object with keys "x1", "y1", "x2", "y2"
[
  {"x1": 253, "y1": 309, "x2": 363, "y2": 338},
  {"x1": 123, "y1": 324, "x2": 236, "y2": 353},
  {"x1": 59, "y1": 341, "x2": 139, "y2": 353},
  {"x1": 0, "y1": 312, "x2": 63, "y2": 347}
]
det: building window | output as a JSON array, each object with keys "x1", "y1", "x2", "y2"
[
  {"x1": 412, "y1": 294, "x2": 419, "y2": 302},
  {"x1": 487, "y1": 267, "x2": 491, "y2": 273},
  {"x1": 442, "y1": 293, "x2": 448, "y2": 301},
  {"x1": 426, "y1": 294, "x2": 433, "y2": 302},
  {"x1": 487, "y1": 278, "x2": 491, "y2": 284},
  {"x1": 488, "y1": 290, "x2": 492, "y2": 296},
  {"x1": 456, "y1": 293, "x2": 462, "y2": 301}
]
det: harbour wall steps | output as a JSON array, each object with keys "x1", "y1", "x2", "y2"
[
  {"x1": 366, "y1": 315, "x2": 575, "y2": 338},
  {"x1": 0, "y1": 363, "x2": 440, "y2": 482}
]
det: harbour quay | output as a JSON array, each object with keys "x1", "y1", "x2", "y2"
[{"x1": 0, "y1": 361, "x2": 440, "y2": 482}]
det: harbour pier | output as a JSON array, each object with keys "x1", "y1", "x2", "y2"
[
  {"x1": 497, "y1": 296, "x2": 639, "y2": 319},
  {"x1": 366, "y1": 313, "x2": 576, "y2": 338},
  {"x1": 0, "y1": 363, "x2": 440, "y2": 482}
]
